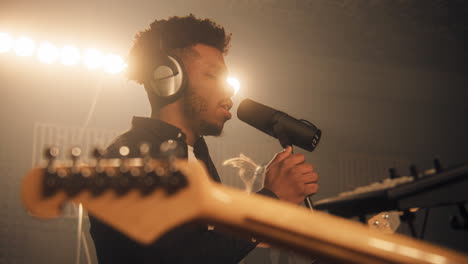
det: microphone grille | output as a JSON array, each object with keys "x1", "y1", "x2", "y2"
[{"x1": 237, "y1": 99, "x2": 276, "y2": 133}]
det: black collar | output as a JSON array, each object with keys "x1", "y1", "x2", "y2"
[
  {"x1": 131, "y1": 116, "x2": 187, "y2": 142},
  {"x1": 131, "y1": 116, "x2": 220, "y2": 182}
]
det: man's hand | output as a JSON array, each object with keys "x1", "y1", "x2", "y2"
[{"x1": 263, "y1": 146, "x2": 319, "y2": 204}]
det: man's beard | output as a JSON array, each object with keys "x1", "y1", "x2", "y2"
[
  {"x1": 200, "y1": 121, "x2": 223, "y2": 136},
  {"x1": 183, "y1": 88, "x2": 223, "y2": 136}
]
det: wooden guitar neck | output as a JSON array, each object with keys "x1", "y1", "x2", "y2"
[{"x1": 21, "y1": 157, "x2": 468, "y2": 264}]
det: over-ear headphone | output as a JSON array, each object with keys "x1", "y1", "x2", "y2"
[{"x1": 145, "y1": 35, "x2": 187, "y2": 104}]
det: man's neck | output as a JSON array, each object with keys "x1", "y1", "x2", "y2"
[{"x1": 151, "y1": 101, "x2": 199, "y2": 146}]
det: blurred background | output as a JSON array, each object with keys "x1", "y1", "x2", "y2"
[{"x1": 1, "y1": 0, "x2": 467, "y2": 263}]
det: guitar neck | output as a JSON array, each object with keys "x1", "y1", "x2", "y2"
[
  {"x1": 21, "y1": 158, "x2": 468, "y2": 264},
  {"x1": 204, "y1": 184, "x2": 468, "y2": 264}
]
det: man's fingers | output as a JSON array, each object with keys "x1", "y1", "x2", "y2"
[
  {"x1": 305, "y1": 172, "x2": 319, "y2": 183},
  {"x1": 297, "y1": 172, "x2": 318, "y2": 184},
  {"x1": 291, "y1": 163, "x2": 314, "y2": 175},
  {"x1": 282, "y1": 153, "x2": 306, "y2": 168}
]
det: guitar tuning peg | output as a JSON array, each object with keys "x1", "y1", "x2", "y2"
[
  {"x1": 139, "y1": 143, "x2": 153, "y2": 173},
  {"x1": 70, "y1": 146, "x2": 82, "y2": 174},
  {"x1": 71, "y1": 146, "x2": 82, "y2": 158},
  {"x1": 119, "y1": 146, "x2": 130, "y2": 157},
  {"x1": 113, "y1": 146, "x2": 133, "y2": 195},
  {"x1": 119, "y1": 146, "x2": 131, "y2": 173},
  {"x1": 139, "y1": 143, "x2": 151, "y2": 157},
  {"x1": 160, "y1": 139, "x2": 185, "y2": 162},
  {"x1": 44, "y1": 146, "x2": 60, "y2": 160},
  {"x1": 43, "y1": 147, "x2": 61, "y2": 196},
  {"x1": 89, "y1": 148, "x2": 107, "y2": 196},
  {"x1": 44, "y1": 146, "x2": 60, "y2": 173},
  {"x1": 70, "y1": 146, "x2": 82, "y2": 166},
  {"x1": 160, "y1": 140, "x2": 178, "y2": 153},
  {"x1": 62, "y1": 146, "x2": 86, "y2": 197}
]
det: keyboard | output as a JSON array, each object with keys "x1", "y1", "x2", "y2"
[{"x1": 314, "y1": 163, "x2": 468, "y2": 217}]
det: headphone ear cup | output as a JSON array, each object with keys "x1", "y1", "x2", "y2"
[{"x1": 148, "y1": 54, "x2": 186, "y2": 102}]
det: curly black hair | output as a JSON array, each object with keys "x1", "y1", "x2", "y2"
[{"x1": 127, "y1": 14, "x2": 231, "y2": 84}]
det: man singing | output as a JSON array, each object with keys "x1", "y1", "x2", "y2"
[{"x1": 89, "y1": 14, "x2": 319, "y2": 264}]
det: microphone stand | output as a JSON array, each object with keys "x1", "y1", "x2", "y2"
[{"x1": 272, "y1": 123, "x2": 314, "y2": 210}]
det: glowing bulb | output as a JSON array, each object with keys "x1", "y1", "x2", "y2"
[
  {"x1": 103, "y1": 54, "x2": 126, "y2": 74},
  {"x1": 227, "y1": 77, "x2": 240, "y2": 95},
  {"x1": 60, "y1": 45, "x2": 80, "y2": 65},
  {"x1": 83, "y1": 48, "x2": 103, "y2": 69},
  {"x1": 0, "y1": 32, "x2": 13, "y2": 53},
  {"x1": 37, "y1": 42, "x2": 59, "y2": 64},
  {"x1": 14, "y1": 36, "x2": 35, "y2": 56}
]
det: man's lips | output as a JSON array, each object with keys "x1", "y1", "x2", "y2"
[
  {"x1": 219, "y1": 99, "x2": 233, "y2": 120},
  {"x1": 220, "y1": 106, "x2": 232, "y2": 120}
]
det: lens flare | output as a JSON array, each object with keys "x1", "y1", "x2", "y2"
[
  {"x1": 83, "y1": 48, "x2": 103, "y2": 69},
  {"x1": 14, "y1": 36, "x2": 35, "y2": 56},
  {"x1": 60, "y1": 45, "x2": 80, "y2": 65},
  {"x1": 227, "y1": 77, "x2": 240, "y2": 95},
  {"x1": 37, "y1": 42, "x2": 59, "y2": 64},
  {"x1": 0, "y1": 32, "x2": 13, "y2": 53},
  {"x1": 103, "y1": 53, "x2": 126, "y2": 74}
]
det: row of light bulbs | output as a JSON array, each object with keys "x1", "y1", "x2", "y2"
[
  {"x1": 0, "y1": 31, "x2": 241, "y2": 93},
  {"x1": 0, "y1": 32, "x2": 126, "y2": 74}
]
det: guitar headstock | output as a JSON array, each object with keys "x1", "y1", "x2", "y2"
[{"x1": 21, "y1": 144, "x2": 214, "y2": 244}]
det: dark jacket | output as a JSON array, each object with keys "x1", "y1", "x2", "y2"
[{"x1": 89, "y1": 117, "x2": 278, "y2": 264}]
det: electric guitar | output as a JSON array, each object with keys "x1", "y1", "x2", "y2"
[{"x1": 21, "y1": 148, "x2": 468, "y2": 264}]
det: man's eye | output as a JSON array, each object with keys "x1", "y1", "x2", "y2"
[{"x1": 206, "y1": 73, "x2": 217, "y2": 79}]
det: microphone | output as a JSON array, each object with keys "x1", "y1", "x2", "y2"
[
  {"x1": 237, "y1": 99, "x2": 321, "y2": 152},
  {"x1": 237, "y1": 98, "x2": 321, "y2": 210}
]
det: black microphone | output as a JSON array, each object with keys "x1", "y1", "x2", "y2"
[
  {"x1": 237, "y1": 99, "x2": 321, "y2": 152},
  {"x1": 237, "y1": 98, "x2": 321, "y2": 210}
]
